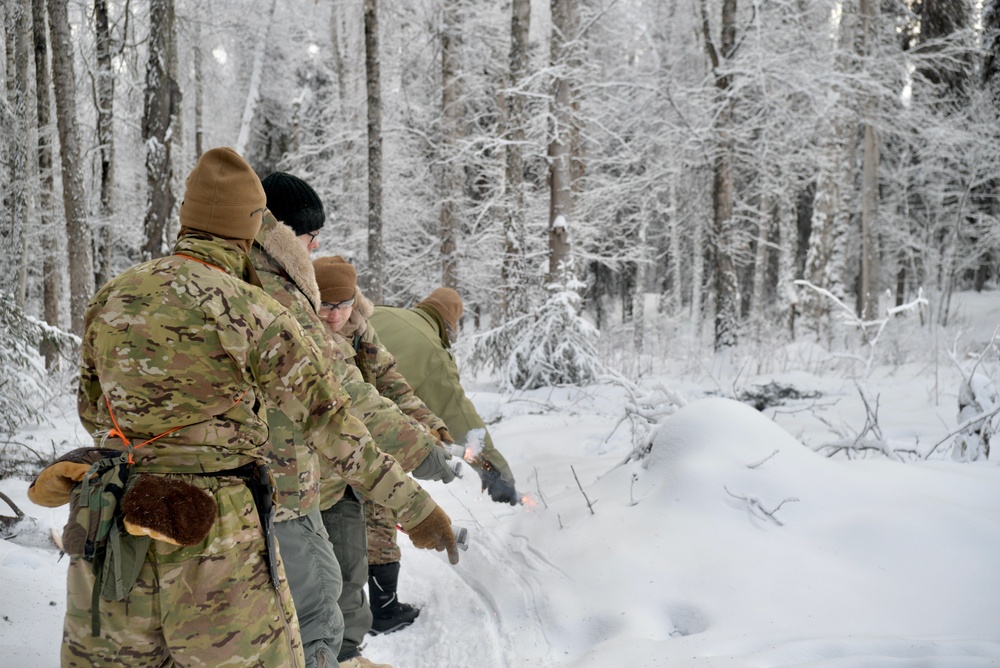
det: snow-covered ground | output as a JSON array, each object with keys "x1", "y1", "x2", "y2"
[{"x1": 2, "y1": 291, "x2": 999, "y2": 667}]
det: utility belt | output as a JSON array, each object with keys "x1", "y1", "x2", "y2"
[{"x1": 59, "y1": 455, "x2": 278, "y2": 637}]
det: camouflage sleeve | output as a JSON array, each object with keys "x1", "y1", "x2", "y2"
[
  {"x1": 77, "y1": 298, "x2": 107, "y2": 436},
  {"x1": 333, "y1": 336, "x2": 438, "y2": 474},
  {"x1": 251, "y1": 312, "x2": 435, "y2": 529},
  {"x1": 367, "y1": 329, "x2": 447, "y2": 433}
]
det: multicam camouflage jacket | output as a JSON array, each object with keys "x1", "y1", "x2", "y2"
[
  {"x1": 79, "y1": 229, "x2": 434, "y2": 529},
  {"x1": 320, "y1": 329, "x2": 446, "y2": 510},
  {"x1": 339, "y1": 288, "x2": 447, "y2": 435},
  {"x1": 251, "y1": 213, "x2": 439, "y2": 515}
]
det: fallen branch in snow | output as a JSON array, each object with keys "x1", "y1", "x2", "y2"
[
  {"x1": 926, "y1": 403, "x2": 1000, "y2": 458},
  {"x1": 533, "y1": 467, "x2": 549, "y2": 509},
  {"x1": 570, "y1": 465, "x2": 596, "y2": 515},
  {"x1": 812, "y1": 439, "x2": 920, "y2": 461},
  {"x1": 724, "y1": 486, "x2": 798, "y2": 526},
  {"x1": 746, "y1": 450, "x2": 779, "y2": 469},
  {"x1": 0, "y1": 490, "x2": 26, "y2": 535}
]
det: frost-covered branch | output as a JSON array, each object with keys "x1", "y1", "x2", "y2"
[{"x1": 724, "y1": 486, "x2": 798, "y2": 526}]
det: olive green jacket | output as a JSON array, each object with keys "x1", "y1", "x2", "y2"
[{"x1": 369, "y1": 305, "x2": 514, "y2": 484}]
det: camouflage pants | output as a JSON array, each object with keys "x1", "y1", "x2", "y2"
[
  {"x1": 61, "y1": 478, "x2": 304, "y2": 668},
  {"x1": 364, "y1": 500, "x2": 400, "y2": 565}
]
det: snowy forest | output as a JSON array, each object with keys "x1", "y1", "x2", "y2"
[
  {"x1": 2, "y1": 2, "x2": 1000, "y2": 665},
  {"x1": 2, "y1": 0, "x2": 1000, "y2": 424}
]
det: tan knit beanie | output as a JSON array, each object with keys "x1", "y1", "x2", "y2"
[
  {"x1": 178, "y1": 147, "x2": 266, "y2": 240},
  {"x1": 313, "y1": 256, "x2": 357, "y2": 303},
  {"x1": 418, "y1": 287, "x2": 463, "y2": 332}
]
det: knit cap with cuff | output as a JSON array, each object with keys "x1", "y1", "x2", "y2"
[
  {"x1": 261, "y1": 172, "x2": 326, "y2": 236},
  {"x1": 418, "y1": 287, "x2": 463, "y2": 333},
  {"x1": 179, "y1": 147, "x2": 266, "y2": 240},
  {"x1": 313, "y1": 255, "x2": 357, "y2": 303}
]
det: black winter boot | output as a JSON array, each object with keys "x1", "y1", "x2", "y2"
[{"x1": 368, "y1": 561, "x2": 420, "y2": 635}]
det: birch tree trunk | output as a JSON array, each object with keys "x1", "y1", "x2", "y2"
[
  {"x1": 546, "y1": 0, "x2": 576, "y2": 284},
  {"x1": 234, "y1": 0, "x2": 277, "y2": 155},
  {"x1": 3, "y1": 0, "x2": 31, "y2": 305},
  {"x1": 32, "y1": 0, "x2": 61, "y2": 362},
  {"x1": 364, "y1": 0, "x2": 384, "y2": 301},
  {"x1": 141, "y1": 0, "x2": 178, "y2": 259},
  {"x1": 502, "y1": 0, "x2": 531, "y2": 320},
  {"x1": 47, "y1": 0, "x2": 93, "y2": 335},
  {"x1": 439, "y1": 0, "x2": 462, "y2": 290},
  {"x1": 93, "y1": 0, "x2": 115, "y2": 287}
]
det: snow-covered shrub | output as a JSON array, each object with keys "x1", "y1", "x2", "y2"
[
  {"x1": 468, "y1": 274, "x2": 603, "y2": 391},
  {"x1": 952, "y1": 371, "x2": 997, "y2": 461},
  {"x1": 0, "y1": 291, "x2": 79, "y2": 439}
]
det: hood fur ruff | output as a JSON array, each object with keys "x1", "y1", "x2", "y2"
[
  {"x1": 257, "y1": 214, "x2": 321, "y2": 311},
  {"x1": 340, "y1": 286, "x2": 374, "y2": 338}
]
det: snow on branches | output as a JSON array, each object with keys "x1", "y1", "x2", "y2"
[{"x1": 468, "y1": 273, "x2": 603, "y2": 391}]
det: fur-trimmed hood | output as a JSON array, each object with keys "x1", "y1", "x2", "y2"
[
  {"x1": 340, "y1": 286, "x2": 375, "y2": 338},
  {"x1": 254, "y1": 210, "x2": 322, "y2": 311}
]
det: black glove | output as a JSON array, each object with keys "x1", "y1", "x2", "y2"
[
  {"x1": 479, "y1": 460, "x2": 519, "y2": 505},
  {"x1": 412, "y1": 446, "x2": 457, "y2": 483}
]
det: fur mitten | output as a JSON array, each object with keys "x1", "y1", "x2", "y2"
[{"x1": 121, "y1": 475, "x2": 218, "y2": 546}]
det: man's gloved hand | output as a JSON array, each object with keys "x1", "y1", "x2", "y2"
[
  {"x1": 479, "y1": 460, "x2": 519, "y2": 506},
  {"x1": 411, "y1": 446, "x2": 457, "y2": 484},
  {"x1": 406, "y1": 506, "x2": 459, "y2": 564},
  {"x1": 436, "y1": 428, "x2": 455, "y2": 444}
]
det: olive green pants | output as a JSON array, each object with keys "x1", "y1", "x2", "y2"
[{"x1": 321, "y1": 488, "x2": 371, "y2": 661}]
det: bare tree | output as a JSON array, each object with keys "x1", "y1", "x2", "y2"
[
  {"x1": 141, "y1": 0, "x2": 179, "y2": 260},
  {"x1": 93, "y1": 0, "x2": 115, "y2": 287},
  {"x1": 3, "y1": 0, "x2": 32, "y2": 305},
  {"x1": 501, "y1": 0, "x2": 531, "y2": 320},
  {"x1": 47, "y1": 0, "x2": 93, "y2": 334},
  {"x1": 701, "y1": 0, "x2": 739, "y2": 350},
  {"x1": 193, "y1": 19, "x2": 203, "y2": 160},
  {"x1": 546, "y1": 0, "x2": 578, "y2": 285},
  {"x1": 439, "y1": 0, "x2": 462, "y2": 290},
  {"x1": 364, "y1": 0, "x2": 384, "y2": 301},
  {"x1": 32, "y1": 0, "x2": 61, "y2": 364}
]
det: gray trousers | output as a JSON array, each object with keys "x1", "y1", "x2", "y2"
[
  {"x1": 275, "y1": 508, "x2": 344, "y2": 668},
  {"x1": 321, "y1": 487, "x2": 372, "y2": 661}
]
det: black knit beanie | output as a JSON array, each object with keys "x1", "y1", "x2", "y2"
[{"x1": 260, "y1": 172, "x2": 326, "y2": 236}]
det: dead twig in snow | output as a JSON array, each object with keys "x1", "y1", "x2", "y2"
[
  {"x1": 724, "y1": 486, "x2": 798, "y2": 526},
  {"x1": 570, "y1": 465, "x2": 596, "y2": 515}
]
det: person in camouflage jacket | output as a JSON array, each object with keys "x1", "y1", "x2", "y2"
[
  {"x1": 257, "y1": 174, "x2": 457, "y2": 667},
  {"x1": 313, "y1": 255, "x2": 458, "y2": 635},
  {"x1": 44, "y1": 149, "x2": 457, "y2": 668}
]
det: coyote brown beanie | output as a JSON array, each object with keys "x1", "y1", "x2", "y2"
[
  {"x1": 418, "y1": 287, "x2": 463, "y2": 333},
  {"x1": 261, "y1": 172, "x2": 326, "y2": 236},
  {"x1": 178, "y1": 147, "x2": 266, "y2": 240},
  {"x1": 313, "y1": 255, "x2": 357, "y2": 303}
]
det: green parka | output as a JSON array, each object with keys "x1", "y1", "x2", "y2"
[{"x1": 369, "y1": 305, "x2": 514, "y2": 485}]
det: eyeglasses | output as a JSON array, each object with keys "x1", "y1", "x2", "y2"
[
  {"x1": 321, "y1": 297, "x2": 355, "y2": 311},
  {"x1": 306, "y1": 230, "x2": 320, "y2": 243}
]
